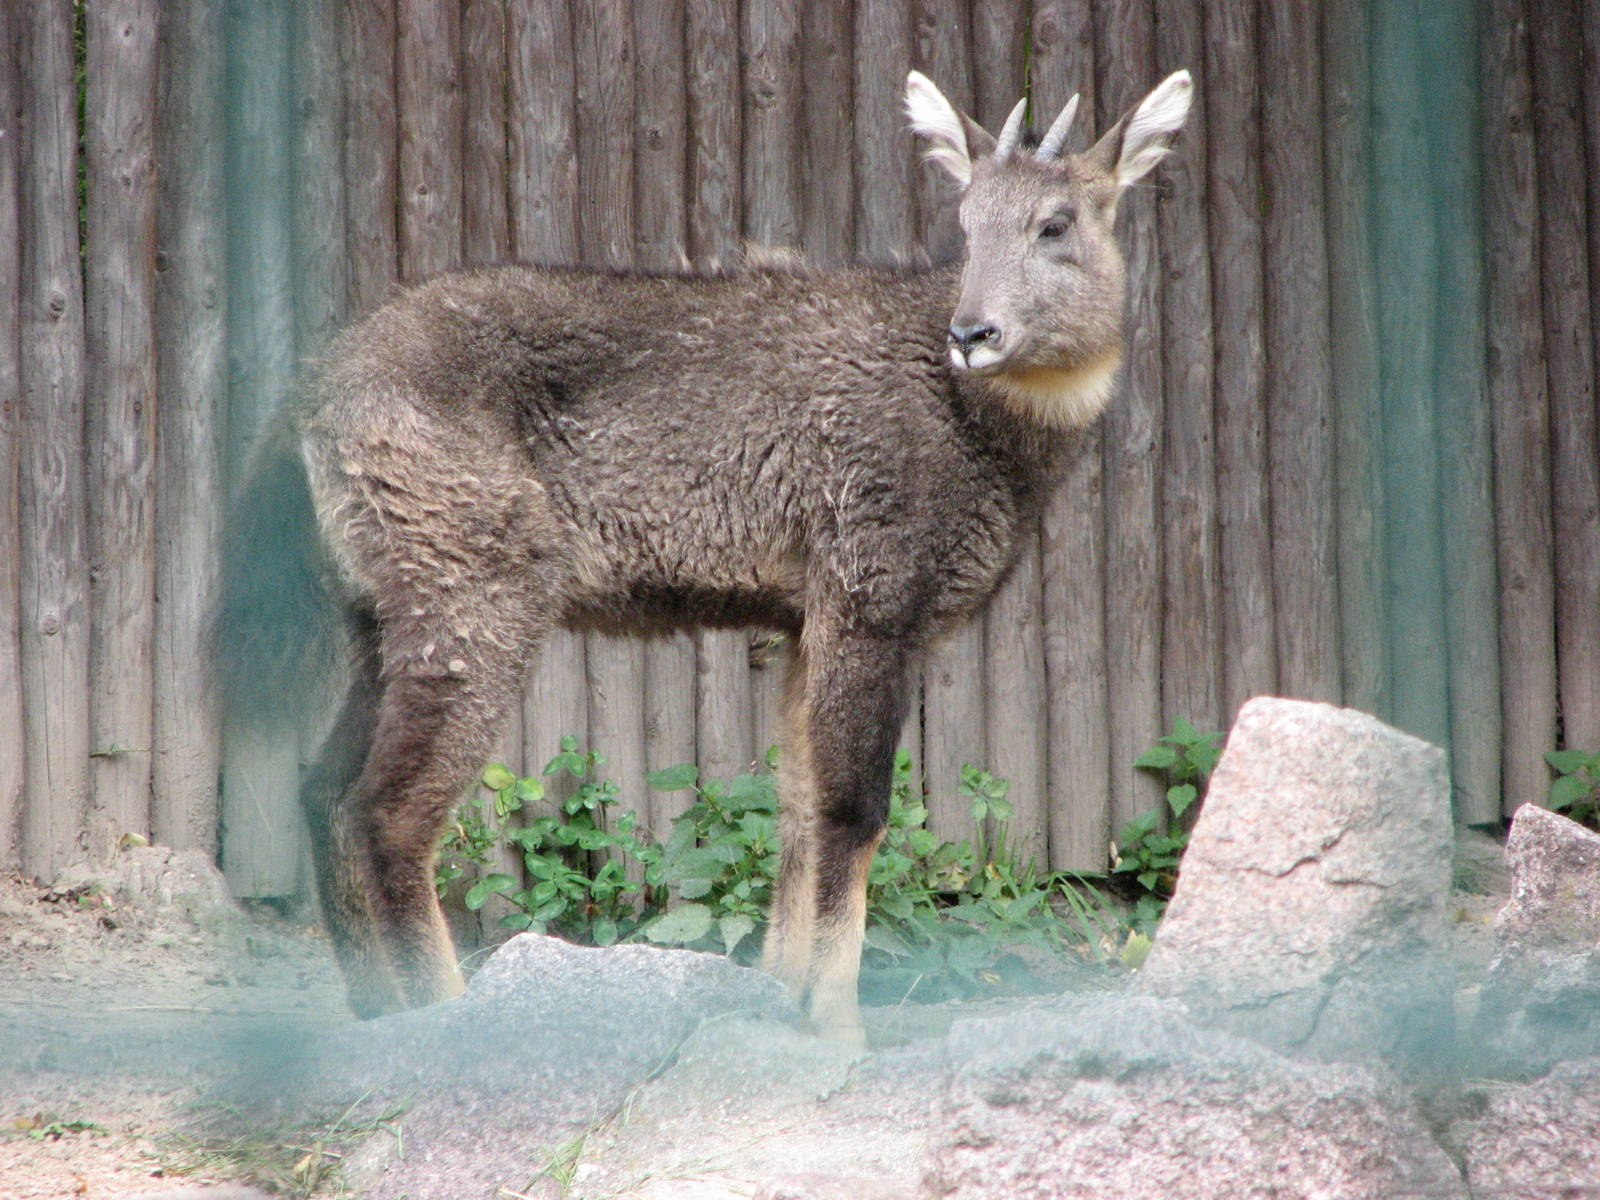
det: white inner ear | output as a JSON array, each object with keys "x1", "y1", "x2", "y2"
[
  {"x1": 1116, "y1": 69, "x2": 1194, "y2": 188},
  {"x1": 905, "y1": 69, "x2": 972, "y2": 187}
]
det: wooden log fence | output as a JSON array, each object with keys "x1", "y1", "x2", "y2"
[{"x1": 3, "y1": 0, "x2": 1597, "y2": 895}]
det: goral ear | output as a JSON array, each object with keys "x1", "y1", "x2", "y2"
[
  {"x1": 905, "y1": 70, "x2": 994, "y2": 189},
  {"x1": 1085, "y1": 69, "x2": 1194, "y2": 191}
]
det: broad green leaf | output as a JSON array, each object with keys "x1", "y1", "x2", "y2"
[
  {"x1": 464, "y1": 873, "x2": 518, "y2": 911},
  {"x1": 1134, "y1": 745, "x2": 1180, "y2": 771},
  {"x1": 482, "y1": 763, "x2": 517, "y2": 791},
  {"x1": 648, "y1": 763, "x2": 700, "y2": 792},
  {"x1": 677, "y1": 877, "x2": 713, "y2": 900},
  {"x1": 514, "y1": 777, "x2": 546, "y2": 804},
  {"x1": 644, "y1": 903, "x2": 714, "y2": 945},
  {"x1": 1121, "y1": 930, "x2": 1154, "y2": 969},
  {"x1": 718, "y1": 913, "x2": 756, "y2": 954},
  {"x1": 1550, "y1": 774, "x2": 1593, "y2": 811},
  {"x1": 1546, "y1": 749, "x2": 1596, "y2": 775},
  {"x1": 1166, "y1": 783, "x2": 1199, "y2": 817},
  {"x1": 592, "y1": 917, "x2": 619, "y2": 947}
]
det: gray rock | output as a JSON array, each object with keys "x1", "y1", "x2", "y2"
[
  {"x1": 1456, "y1": 1056, "x2": 1600, "y2": 1200},
  {"x1": 570, "y1": 1016, "x2": 933, "y2": 1200},
  {"x1": 1475, "y1": 804, "x2": 1600, "y2": 1071},
  {"x1": 925, "y1": 994, "x2": 1467, "y2": 1200},
  {"x1": 1137, "y1": 697, "x2": 1456, "y2": 1063},
  {"x1": 240, "y1": 934, "x2": 800, "y2": 1200}
]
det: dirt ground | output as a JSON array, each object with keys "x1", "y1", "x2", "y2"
[
  {"x1": 0, "y1": 850, "x2": 350, "y2": 1200},
  {"x1": 0, "y1": 833, "x2": 1510, "y2": 1200}
]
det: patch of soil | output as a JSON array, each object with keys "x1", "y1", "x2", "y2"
[{"x1": 0, "y1": 850, "x2": 349, "y2": 1199}]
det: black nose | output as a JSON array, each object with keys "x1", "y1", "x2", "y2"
[{"x1": 949, "y1": 323, "x2": 1000, "y2": 356}]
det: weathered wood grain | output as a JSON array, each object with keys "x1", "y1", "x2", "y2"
[
  {"x1": 1530, "y1": 0, "x2": 1600, "y2": 761},
  {"x1": 18, "y1": 0, "x2": 92, "y2": 877},
  {"x1": 1428, "y1": 0, "x2": 1500, "y2": 824},
  {"x1": 917, "y1": 0, "x2": 984, "y2": 844},
  {"x1": 508, "y1": 0, "x2": 585, "y2": 807},
  {"x1": 743, "y1": 0, "x2": 802, "y2": 250},
  {"x1": 221, "y1": 1, "x2": 303, "y2": 895},
  {"x1": 1204, "y1": 0, "x2": 1275, "y2": 722},
  {"x1": 1322, "y1": 0, "x2": 1388, "y2": 721},
  {"x1": 153, "y1": 0, "x2": 227, "y2": 855},
  {"x1": 1154, "y1": 0, "x2": 1219, "y2": 736},
  {"x1": 634, "y1": 0, "x2": 699, "y2": 825},
  {"x1": 573, "y1": 2, "x2": 651, "y2": 817},
  {"x1": 462, "y1": 0, "x2": 511, "y2": 268},
  {"x1": 1030, "y1": 0, "x2": 1111, "y2": 871},
  {"x1": 802, "y1": 0, "x2": 854, "y2": 264},
  {"x1": 0, "y1": 1, "x2": 24, "y2": 868},
  {"x1": 341, "y1": 0, "x2": 398, "y2": 315},
  {"x1": 509, "y1": 0, "x2": 578, "y2": 265},
  {"x1": 84, "y1": 0, "x2": 160, "y2": 856},
  {"x1": 1096, "y1": 0, "x2": 1166, "y2": 832},
  {"x1": 853, "y1": 0, "x2": 916, "y2": 264},
  {"x1": 1370, "y1": 2, "x2": 1449, "y2": 756},
  {"x1": 1483, "y1": 0, "x2": 1558, "y2": 814},
  {"x1": 397, "y1": 0, "x2": 462, "y2": 279},
  {"x1": 1260, "y1": 0, "x2": 1339, "y2": 708}
]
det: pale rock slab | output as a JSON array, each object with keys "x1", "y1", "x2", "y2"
[{"x1": 1137, "y1": 697, "x2": 1456, "y2": 1062}]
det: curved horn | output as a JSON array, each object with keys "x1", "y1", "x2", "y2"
[
  {"x1": 1035, "y1": 94, "x2": 1081, "y2": 161},
  {"x1": 993, "y1": 96, "x2": 1028, "y2": 162}
]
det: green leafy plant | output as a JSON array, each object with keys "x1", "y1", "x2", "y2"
[
  {"x1": 1546, "y1": 748, "x2": 1600, "y2": 828},
  {"x1": 436, "y1": 743, "x2": 1126, "y2": 1001},
  {"x1": 1115, "y1": 718, "x2": 1224, "y2": 934}
]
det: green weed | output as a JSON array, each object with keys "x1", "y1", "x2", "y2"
[
  {"x1": 437, "y1": 741, "x2": 1126, "y2": 1001},
  {"x1": 1546, "y1": 747, "x2": 1600, "y2": 829},
  {"x1": 1115, "y1": 717, "x2": 1223, "y2": 936}
]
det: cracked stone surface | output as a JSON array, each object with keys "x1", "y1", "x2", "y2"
[
  {"x1": 1137, "y1": 697, "x2": 1456, "y2": 1062},
  {"x1": 1474, "y1": 804, "x2": 1600, "y2": 1072}
]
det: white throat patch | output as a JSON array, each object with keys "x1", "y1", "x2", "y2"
[{"x1": 983, "y1": 350, "x2": 1123, "y2": 429}]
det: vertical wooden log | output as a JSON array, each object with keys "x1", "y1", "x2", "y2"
[
  {"x1": 154, "y1": 0, "x2": 228, "y2": 855},
  {"x1": 634, "y1": 0, "x2": 698, "y2": 826},
  {"x1": 912, "y1": 0, "x2": 969, "y2": 264},
  {"x1": 917, "y1": 0, "x2": 984, "y2": 843},
  {"x1": 970, "y1": 3, "x2": 1049, "y2": 869},
  {"x1": 742, "y1": 0, "x2": 803, "y2": 770},
  {"x1": 291, "y1": 0, "x2": 349, "y2": 843},
  {"x1": 854, "y1": 0, "x2": 926, "y2": 793},
  {"x1": 1204, "y1": 0, "x2": 1274, "y2": 722},
  {"x1": 343, "y1": 0, "x2": 398, "y2": 314},
  {"x1": 1370, "y1": 2, "x2": 1450, "y2": 755},
  {"x1": 1427, "y1": 1, "x2": 1500, "y2": 824},
  {"x1": 1483, "y1": 0, "x2": 1557, "y2": 815},
  {"x1": 509, "y1": 0, "x2": 587, "y2": 804},
  {"x1": 397, "y1": 0, "x2": 462, "y2": 280},
  {"x1": 1259, "y1": 0, "x2": 1339, "y2": 707},
  {"x1": 573, "y1": 3, "x2": 650, "y2": 813},
  {"x1": 743, "y1": 0, "x2": 802, "y2": 249},
  {"x1": 461, "y1": 0, "x2": 524, "y2": 834},
  {"x1": 0, "y1": 1, "x2": 24, "y2": 868},
  {"x1": 18, "y1": 0, "x2": 92, "y2": 878},
  {"x1": 1530, "y1": 0, "x2": 1600, "y2": 759},
  {"x1": 1153, "y1": 0, "x2": 1219, "y2": 736},
  {"x1": 1096, "y1": 0, "x2": 1165, "y2": 832},
  {"x1": 853, "y1": 0, "x2": 916, "y2": 263},
  {"x1": 462, "y1": 0, "x2": 511, "y2": 268},
  {"x1": 1322, "y1": 0, "x2": 1388, "y2": 720},
  {"x1": 684, "y1": 0, "x2": 750, "y2": 783},
  {"x1": 222, "y1": 0, "x2": 300, "y2": 896},
  {"x1": 1031, "y1": 0, "x2": 1112, "y2": 871},
  {"x1": 84, "y1": 0, "x2": 161, "y2": 856},
  {"x1": 801, "y1": 0, "x2": 854, "y2": 265}
]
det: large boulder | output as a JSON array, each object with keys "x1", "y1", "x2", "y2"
[
  {"x1": 1474, "y1": 804, "x2": 1600, "y2": 1071},
  {"x1": 1456, "y1": 1056, "x2": 1600, "y2": 1200},
  {"x1": 1137, "y1": 697, "x2": 1456, "y2": 1063},
  {"x1": 228, "y1": 934, "x2": 799, "y2": 1200},
  {"x1": 924, "y1": 995, "x2": 1467, "y2": 1200}
]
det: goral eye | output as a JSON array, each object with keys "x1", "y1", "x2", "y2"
[{"x1": 1039, "y1": 222, "x2": 1065, "y2": 240}]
